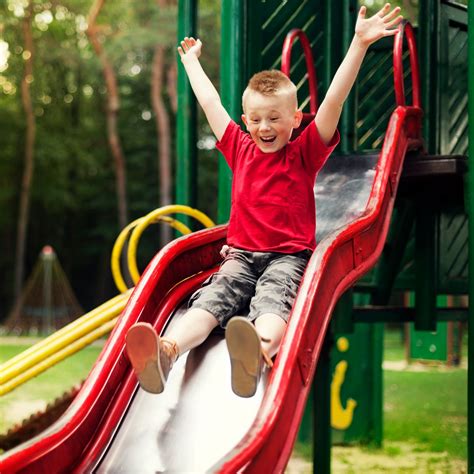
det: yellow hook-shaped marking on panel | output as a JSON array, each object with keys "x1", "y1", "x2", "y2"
[{"x1": 331, "y1": 337, "x2": 357, "y2": 430}]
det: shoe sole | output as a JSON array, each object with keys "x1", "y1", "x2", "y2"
[
  {"x1": 225, "y1": 317, "x2": 262, "y2": 398},
  {"x1": 125, "y1": 323, "x2": 165, "y2": 394}
]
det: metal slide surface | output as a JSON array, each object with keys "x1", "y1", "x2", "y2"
[{"x1": 1, "y1": 22, "x2": 423, "y2": 474}]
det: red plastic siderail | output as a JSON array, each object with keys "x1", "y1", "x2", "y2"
[
  {"x1": 212, "y1": 22, "x2": 424, "y2": 473},
  {"x1": 0, "y1": 226, "x2": 227, "y2": 473}
]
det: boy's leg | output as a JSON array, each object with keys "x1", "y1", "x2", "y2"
[
  {"x1": 254, "y1": 312, "x2": 287, "y2": 358},
  {"x1": 165, "y1": 307, "x2": 219, "y2": 355},
  {"x1": 126, "y1": 308, "x2": 218, "y2": 394},
  {"x1": 127, "y1": 248, "x2": 257, "y2": 394},
  {"x1": 226, "y1": 252, "x2": 309, "y2": 397}
]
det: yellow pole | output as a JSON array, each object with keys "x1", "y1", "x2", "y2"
[
  {"x1": 128, "y1": 205, "x2": 215, "y2": 284},
  {"x1": 0, "y1": 291, "x2": 130, "y2": 376},
  {"x1": 0, "y1": 318, "x2": 118, "y2": 396}
]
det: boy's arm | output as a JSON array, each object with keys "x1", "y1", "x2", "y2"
[
  {"x1": 178, "y1": 37, "x2": 231, "y2": 141},
  {"x1": 315, "y1": 3, "x2": 402, "y2": 145}
]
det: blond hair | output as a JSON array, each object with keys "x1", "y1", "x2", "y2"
[{"x1": 242, "y1": 70, "x2": 298, "y2": 111}]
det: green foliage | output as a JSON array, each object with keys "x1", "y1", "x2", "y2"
[{"x1": 0, "y1": 0, "x2": 187, "y2": 315}]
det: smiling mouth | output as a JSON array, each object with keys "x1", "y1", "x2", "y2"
[{"x1": 260, "y1": 136, "x2": 276, "y2": 143}]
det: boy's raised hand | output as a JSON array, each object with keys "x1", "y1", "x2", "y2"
[
  {"x1": 355, "y1": 3, "x2": 403, "y2": 47},
  {"x1": 178, "y1": 37, "x2": 202, "y2": 60}
]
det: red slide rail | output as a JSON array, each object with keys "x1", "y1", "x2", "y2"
[{"x1": 1, "y1": 22, "x2": 422, "y2": 473}]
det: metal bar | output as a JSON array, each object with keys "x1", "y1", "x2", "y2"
[
  {"x1": 176, "y1": 0, "x2": 197, "y2": 227},
  {"x1": 313, "y1": 334, "x2": 332, "y2": 474},
  {"x1": 353, "y1": 307, "x2": 468, "y2": 323},
  {"x1": 418, "y1": 0, "x2": 440, "y2": 152},
  {"x1": 467, "y1": 1, "x2": 474, "y2": 470},
  {"x1": 340, "y1": 0, "x2": 357, "y2": 153},
  {"x1": 414, "y1": 203, "x2": 437, "y2": 331},
  {"x1": 218, "y1": 0, "x2": 245, "y2": 223}
]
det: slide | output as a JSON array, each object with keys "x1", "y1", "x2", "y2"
[{"x1": 0, "y1": 23, "x2": 423, "y2": 474}]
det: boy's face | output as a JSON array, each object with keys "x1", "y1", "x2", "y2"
[{"x1": 242, "y1": 91, "x2": 302, "y2": 153}]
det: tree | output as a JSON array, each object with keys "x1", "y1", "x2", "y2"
[
  {"x1": 151, "y1": 0, "x2": 176, "y2": 245},
  {"x1": 14, "y1": 0, "x2": 36, "y2": 300},
  {"x1": 86, "y1": 0, "x2": 128, "y2": 230}
]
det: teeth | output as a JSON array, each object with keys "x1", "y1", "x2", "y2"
[{"x1": 261, "y1": 137, "x2": 275, "y2": 142}]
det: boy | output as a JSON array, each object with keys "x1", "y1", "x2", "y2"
[{"x1": 126, "y1": 4, "x2": 402, "y2": 397}]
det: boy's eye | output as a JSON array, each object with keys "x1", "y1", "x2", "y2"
[
  {"x1": 270, "y1": 117, "x2": 279, "y2": 121},
  {"x1": 251, "y1": 119, "x2": 260, "y2": 123}
]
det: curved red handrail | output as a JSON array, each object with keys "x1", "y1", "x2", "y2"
[
  {"x1": 281, "y1": 29, "x2": 318, "y2": 114},
  {"x1": 394, "y1": 20, "x2": 421, "y2": 108}
]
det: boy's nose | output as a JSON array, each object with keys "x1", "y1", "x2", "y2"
[{"x1": 259, "y1": 121, "x2": 271, "y2": 131}]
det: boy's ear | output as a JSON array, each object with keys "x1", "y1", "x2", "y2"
[
  {"x1": 294, "y1": 109, "x2": 303, "y2": 128},
  {"x1": 241, "y1": 114, "x2": 248, "y2": 128}
]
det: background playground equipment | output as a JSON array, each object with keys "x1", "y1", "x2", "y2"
[
  {"x1": 2, "y1": 246, "x2": 83, "y2": 336},
  {"x1": 0, "y1": 206, "x2": 214, "y2": 399},
  {"x1": 0, "y1": 0, "x2": 471, "y2": 472},
  {"x1": 405, "y1": 293, "x2": 465, "y2": 365},
  {"x1": 0, "y1": 14, "x2": 426, "y2": 471}
]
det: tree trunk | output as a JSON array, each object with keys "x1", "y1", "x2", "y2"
[
  {"x1": 14, "y1": 0, "x2": 36, "y2": 299},
  {"x1": 167, "y1": 61, "x2": 177, "y2": 113},
  {"x1": 86, "y1": 0, "x2": 128, "y2": 230},
  {"x1": 151, "y1": 0, "x2": 173, "y2": 245}
]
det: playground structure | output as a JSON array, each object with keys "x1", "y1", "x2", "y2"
[
  {"x1": 2, "y1": 246, "x2": 83, "y2": 336},
  {"x1": 0, "y1": 0, "x2": 472, "y2": 472}
]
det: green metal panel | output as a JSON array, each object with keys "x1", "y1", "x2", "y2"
[
  {"x1": 439, "y1": 1, "x2": 469, "y2": 156},
  {"x1": 299, "y1": 322, "x2": 383, "y2": 447},
  {"x1": 467, "y1": 0, "x2": 473, "y2": 470},
  {"x1": 438, "y1": 211, "x2": 468, "y2": 292},
  {"x1": 176, "y1": 0, "x2": 197, "y2": 225},
  {"x1": 418, "y1": 0, "x2": 440, "y2": 152},
  {"x1": 410, "y1": 322, "x2": 449, "y2": 361}
]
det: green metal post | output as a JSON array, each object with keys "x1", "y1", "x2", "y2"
[
  {"x1": 418, "y1": 0, "x2": 440, "y2": 153},
  {"x1": 218, "y1": 0, "x2": 245, "y2": 223},
  {"x1": 333, "y1": 289, "x2": 354, "y2": 334},
  {"x1": 414, "y1": 203, "x2": 437, "y2": 331},
  {"x1": 176, "y1": 0, "x2": 197, "y2": 224},
  {"x1": 468, "y1": 1, "x2": 474, "y2": 470},
  {"x1": 340, "y1": 0, "x2": 357, "y2": 153},
  {"x1": 313, "y1": 334, "x2": 332, "y2": 474}
]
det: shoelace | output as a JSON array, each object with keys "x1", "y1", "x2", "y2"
[
  {"x1": 160, "y1": 337, "x2": 179, "y2": 362},
  {"x1": 260, "y1": 336, "x2": 274, "y2": 368}
]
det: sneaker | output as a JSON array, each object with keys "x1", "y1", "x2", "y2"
[
  {"x1": 125, "y1": 323, "x2": 178, "y2": 394},
  {"x1": 225, "y1": 317, "x2": 273, "y2": 398}
]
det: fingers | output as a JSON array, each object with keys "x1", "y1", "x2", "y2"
[
  {"x1": 377, "y1": 3, "x2": 391, "y2": 17},
  {"x1": 358, "y1": 5, "x2": 367, "y2": 18},
  {"x1": 178, "y1": 36, "x2": 198, "y2": 54},
  {"x1": 383, "y1": 5, "x2": 402, "y2": 22},
  {"x1": 385, "y1": 15, "x2": 403, "y2": 29},
  {"x1": 220, "y1": 245, "x2": 230, "y2": 258}
]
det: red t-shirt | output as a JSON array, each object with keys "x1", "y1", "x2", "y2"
[{"x1": 216, "y1": 120, "x2": 340, "y2": 253}]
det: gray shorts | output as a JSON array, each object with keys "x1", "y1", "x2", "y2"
[{"x1": 188, "y1": 247, "x2": 311, "y2": 327}]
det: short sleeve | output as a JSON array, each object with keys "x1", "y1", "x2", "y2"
[
  {"x1": 216, "y1": 120, "x2": 248, "y2": 171},
  {"x1": 296, "y1": 121, "x2": 340, "y2": 175}
]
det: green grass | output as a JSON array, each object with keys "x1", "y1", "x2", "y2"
[
  {"x1": 0, "y1": 341, "x2": 103, "y2": 433},
  {"x1": 383, "y1": 327, "x2": 406, "y2": 361},
  {"x1": 295, "y1": 327, "x2": 467, "y2": 470},
  {"x1": 384, "y1": 327, "x2": 467, "y2": 461},
  {"x1": 384, "y1": 368, "x2": 467, "y2": 460}
]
